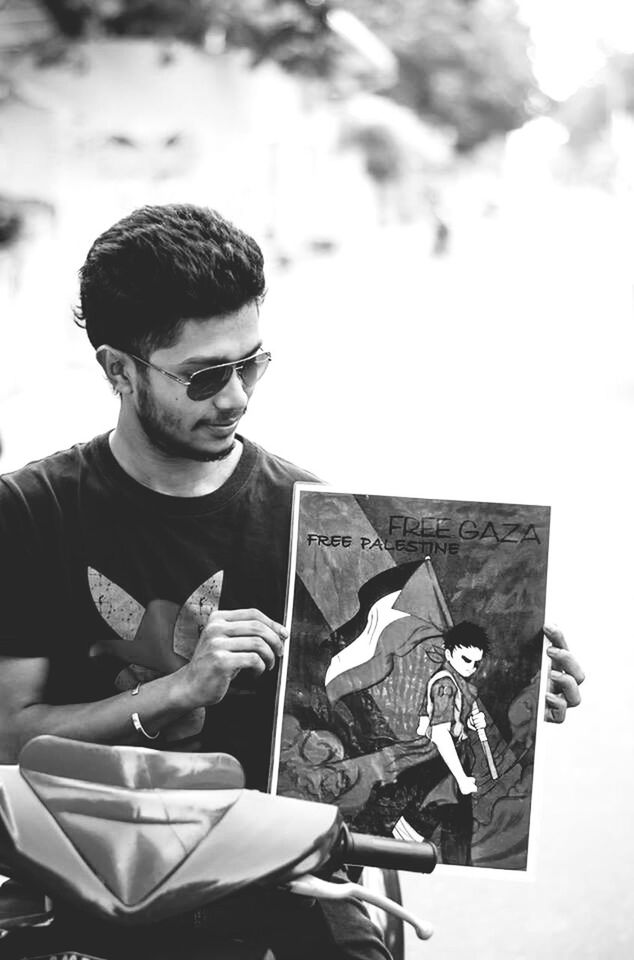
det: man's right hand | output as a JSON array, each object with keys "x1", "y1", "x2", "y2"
[{"x1": 174, "y1": 608, "x2": 287, "y2": 709}]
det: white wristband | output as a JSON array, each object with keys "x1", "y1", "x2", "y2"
[{"x1": 131, "y1": 711, "x2": 160, "y2": 740}]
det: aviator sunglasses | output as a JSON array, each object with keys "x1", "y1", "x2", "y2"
[{"x1": 128, "y1": 349, "x2": 272, "y2": 401}]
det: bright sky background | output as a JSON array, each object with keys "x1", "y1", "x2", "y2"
[{"x1": 518, "y1": 0, "x2": 634, "y2": 99}]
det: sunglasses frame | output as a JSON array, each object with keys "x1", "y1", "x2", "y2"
[{"x1": 127, "y1": 349, "x2": 272, "y2": 401}]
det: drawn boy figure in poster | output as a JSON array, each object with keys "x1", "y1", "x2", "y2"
[
  {"x1": 418, "y1": 623, "x2": 491, "y2": 800},
  {"x1": 324, "y1": 567, "x2": 496, "y2": 865},
  {"x1": 272, "y1": 490, "x2": 550, "y2": 872},
  {"x1": 390, "y1": 621, "x2": 493, "y2": 865}
]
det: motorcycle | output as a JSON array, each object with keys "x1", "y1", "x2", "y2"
[{"x1": 0, "y1": 735, "x2": 436, "y2": 959}]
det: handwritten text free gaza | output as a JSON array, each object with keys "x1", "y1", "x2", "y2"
[{"x1": 305, "y1": 514, "x2": 542, "y2": 554}]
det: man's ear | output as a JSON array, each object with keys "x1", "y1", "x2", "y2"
[
  {"x1": 444, "y1": 648, "x2": 450, "y2": 662},
  {"x1": 96, "y1": 344, "x2": 135, "y2": 396}
]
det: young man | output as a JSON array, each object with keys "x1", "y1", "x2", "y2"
[
  {"x1": 0, "y1": 204, "x2": 583, "y2": 957},
  {"x1": 0, "y1": 204, "x2": 392, "y2": 958}
]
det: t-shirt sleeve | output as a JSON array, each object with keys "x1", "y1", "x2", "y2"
[
  {"x1": 0, "y1": 478, "x2": 50, "y2": 658},
  {"x1": 429, "y1": 677, "x2": 456, "y2": 726}
]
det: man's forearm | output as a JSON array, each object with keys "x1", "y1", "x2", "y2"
[
  {"x1": 0, "y1": 608, "x2": 287, "y2": 762},
  {"x1": 0, "y1": 670, "x2": 192, "y2": 761}
]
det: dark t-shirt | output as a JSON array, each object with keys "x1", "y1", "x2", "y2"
[{"x1": 0, "y1": 432, "x2": 317, "y2": 787}]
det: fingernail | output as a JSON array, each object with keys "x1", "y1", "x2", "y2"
[{"x1": 280, "y1": 626, "x2": 289, "y2": 639}]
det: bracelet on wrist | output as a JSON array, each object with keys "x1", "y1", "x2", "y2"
[
  {"x1": 130, "y1": 683, "x2": 160, "y2": 740},
  {"x1": 131, "y1": 711, "x2": 160, "y2": 741}
]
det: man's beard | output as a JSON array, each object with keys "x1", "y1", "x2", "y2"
[{"x1": 136, "y1": 382, "x2": 238, "y2": 463}]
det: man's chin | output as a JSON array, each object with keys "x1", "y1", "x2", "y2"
[
  {"x1": 188, "y1": 438, "x2": 237, "y2": 463},
  {"x1": 146, "y1": 430, "x2": 237, "y2": 463}
]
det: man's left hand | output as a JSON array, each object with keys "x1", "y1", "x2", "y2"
[{"x1": 544, "y1": 624, "x2": 585, "y2": 723}]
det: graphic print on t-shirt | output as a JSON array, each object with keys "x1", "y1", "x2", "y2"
[{"x1": 88, "y1": 566, "x2": 223, "y2": 741}]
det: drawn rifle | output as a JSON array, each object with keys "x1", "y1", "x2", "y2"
[{"x1": 471, "y1": 702, "x2": 498, "y2": 781}]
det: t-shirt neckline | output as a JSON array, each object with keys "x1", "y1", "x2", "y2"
[{"x1": 91, "y1": 431, "x2": 259, "y2": 517}]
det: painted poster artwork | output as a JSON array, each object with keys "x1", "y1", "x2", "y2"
[{"x1": 270, "y1": 485, "x2": 551, "y2": 872}]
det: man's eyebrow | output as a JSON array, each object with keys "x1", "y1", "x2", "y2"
[{"x1": 178, "y1": 343, "x2": 263, "y2": 368}]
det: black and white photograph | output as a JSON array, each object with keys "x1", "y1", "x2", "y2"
[{"x1": 0, "y1": 2, "x2": 629, "y2": 959}]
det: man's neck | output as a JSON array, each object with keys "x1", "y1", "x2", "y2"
[{"x1": 108, "y1": 424, "x2": 243, "y2": 498}]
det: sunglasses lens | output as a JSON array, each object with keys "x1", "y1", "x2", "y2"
[
  {"x1": 187, "y1": 368, "x2": 231, "y2": 401},
  {"x1": 186, "y1": 353, "x2": 271, "y2": 401},
  {"x1": 239, "y1": 353, "x2": 271, "y2": 387}
]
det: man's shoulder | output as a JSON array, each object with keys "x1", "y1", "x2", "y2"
[
  {"x1": 245, "y1": 438, "x2": 321, "y2": 488},
  {"x1": 0, "y1": 434, "x2": 104, "y2": 503}
]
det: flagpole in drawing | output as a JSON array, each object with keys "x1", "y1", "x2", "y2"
[{"x1": 471, "y1": 701, "x2": 499, "y2": 780}]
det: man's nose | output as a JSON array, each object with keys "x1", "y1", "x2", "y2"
[{"x1": 212, "y1": 369, "x2": 248, "y2": 410}]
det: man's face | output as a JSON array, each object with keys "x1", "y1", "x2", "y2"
[
  {"x1": 132, "y1": 302, "x2": 262, "y2": 462},
  {"x1": 445, "y1": 645, "x2": 484, "y2": 679}
]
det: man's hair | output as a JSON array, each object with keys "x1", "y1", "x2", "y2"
[
  {"x1": 443, "y1": 621, "x2": 490, "y2": 655},
  {"x1": 75, "y1": 203, "x2": 266, "y2": 355}
]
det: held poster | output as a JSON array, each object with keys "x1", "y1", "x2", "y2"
[{"x1": 270, "y1": 485, "x2": 551, "y2": 873}]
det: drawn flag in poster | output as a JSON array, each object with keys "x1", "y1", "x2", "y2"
[
  {"x1": 270, "y1": 486, "x2": 551, "y2": 874},
  {"x1": 324, "y1": 557, "x2": 453, "y2": 704}
]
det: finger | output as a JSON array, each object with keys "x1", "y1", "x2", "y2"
[
  {"x1": 547, "y1": 647, "x2": 585, "y2": 684},
  {"x1": 543, "y1": 624, "x2": 568, "y2": 650},
  {"x1": 206, "y1": 619, "x2": 285, "y2": 658},
  {"x1": 224, "y1": 621, "x2": 285, "y2": 659},
  {"x1": 218, "y1": 608, "x2": 288, "y2": 638},
  {"x1": 194, "y1": 633, "x2": 278, "y2": 673},
  {"x1": 545, "y1": 691, "x2": 567, "y2": 724},
  {"x1": 224, "y1": 651, "x2": 269, "y2": 678},
  {"x1": 549, "y1": 670, "x2": 582, "y2": 708},
  {"x1": 219, "y1": 635, "x2": 278, "y2": 671}
]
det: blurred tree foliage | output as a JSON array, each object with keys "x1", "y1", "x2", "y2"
[
  {"x1": 37, "y1": 0, "x2": 540, "y2": 150},
  {"x1": 343, "y1": 0, "x2": 542, "y2": 151},
  {"x1": 39, "y1": 0, "x2": 340, "y2": 73},
  {"x1": 555, "y1": 53, "x2": 634, "y2": 149}
]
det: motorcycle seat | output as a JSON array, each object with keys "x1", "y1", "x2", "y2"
[
  {"x1": 19, "y1": 735, "x2": 245, "y2": 790},
  {"x1": 1, "y1": 737, "x2": 341, "y2": 919}
]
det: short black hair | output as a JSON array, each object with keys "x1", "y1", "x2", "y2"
[
  {"x1": 75, "y1": 203, "x2": 266, "y2": 355},
  {"x1": 443, "y1": 621, "x2": 490, "y2": 655}
]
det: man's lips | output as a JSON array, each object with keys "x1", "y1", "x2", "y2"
[{"x1": 196, "y1": 418, "x2": 241, "y2": 436}]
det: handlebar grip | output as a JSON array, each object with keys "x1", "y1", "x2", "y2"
[{"x1": 342, "y1": 830, "x2": 437, "y2": 874}]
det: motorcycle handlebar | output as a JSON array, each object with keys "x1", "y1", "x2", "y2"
[{"x1": 334, "y1": 827, "x2": 437, "y2": 874}]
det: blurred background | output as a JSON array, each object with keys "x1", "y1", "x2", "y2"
[{"x1": 0, "y1": 1, "x2": 632, "y2": 957}]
